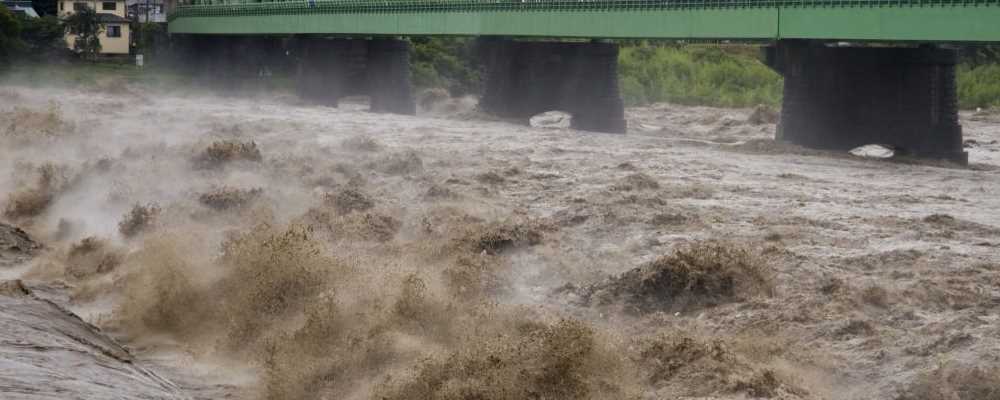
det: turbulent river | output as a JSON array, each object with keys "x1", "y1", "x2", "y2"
[{"x1": 1, "y1": 83, "x2": 999, "y2": 400}]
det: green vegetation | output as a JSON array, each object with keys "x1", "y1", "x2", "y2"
[
  {"x1": 617, "y1": 43, "x2": 1000, "y2": 110},
  {"x1": 957, "y1": 46, "x2": 1000, "y2": 110},
  {"x1": 64, "y1": 6, "x2": 102, "y2": 60},
  {"x1": 0, "y1": 62, "x2": 194, "y2": 90},
  {"x1": 19, "y1": 15, "x2": 66, "y2": 61},
  {"x1": 0, "y1": 7, "x2": 66, "y2": 66},
  {"x1": 405, "y1": 39, "x2": 784, "y2": 108},
  {"x1": 618, "y1": 44, "x2": 782, "y2": 108},
  {"x1": 410, "y1": 37, "x2": 481, "y2": 96},
  {"x1": 958, "y1": 64, "x2": 1000, "y2": 109},
  {"x1": 0, "y1": 5, "x2": 23, "y2": 69}
]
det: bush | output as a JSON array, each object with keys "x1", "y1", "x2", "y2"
[
  {"x1": 63, "y1": 6, "x2": 102, "y2": 60},
  {"x1": 618, "y1": 43, "x2": 1000, "y2": 110},
  {"x1": 410, "y1": 37, "x2": 481, "y2": 95},
  {"x1": 958, "y1": 63, "x2": 1000, "y2": 109},
  {"x1": 618, "y1": 44, "x2": 782, "y2": 108},
  {"x1": 0, "y1": 5, "x2": 23, "y2": 68},
  {"x1": 18, "y1": 15, "x2": 66, "y2": 62}
]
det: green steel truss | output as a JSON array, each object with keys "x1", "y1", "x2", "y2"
[{"x1": 168, "y1": 0, "x2": 1000, "y2": 42}]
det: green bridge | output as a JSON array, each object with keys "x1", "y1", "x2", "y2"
[
  {"x1": 168, "y1": 0, "x2": 1000, "y2": 41},
  {"x1": 167, "y1": 1, "x2": 1000, "y2": 163}
]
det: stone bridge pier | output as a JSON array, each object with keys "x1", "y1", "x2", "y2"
[
  {"x1": 294, "y1": 36, "x2": 415, "y2": 114},
  {"x1": 178, "y1": 35, "x2": 415, "y2": 114},
  {"x1": 176, "y1": 35, "x2": 286, "y2": 92},
  {"x1": 766, "y1": 41, "x2": 967, "y2": 163},
  {"x1": 478, "y1": 39, "x2": 627, "y2": 134}
]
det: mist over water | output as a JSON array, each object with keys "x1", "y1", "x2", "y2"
[{"x1": 2, "y1": 82, "x2": 1000, "y2": 400}]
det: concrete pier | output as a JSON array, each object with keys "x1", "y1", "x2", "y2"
[
  {"x1": 367, "y1": 38, "x2": 416, "y2": 114},
  {"x1": 294, "y1": 37, "x2": 413, "y2": 114},
  {"x1": 178, "y1": 35, "x2": 286, "y2": 92},
  {"x1": 479, "y1": 39, "x2": 627, "y2": 133},
  {"x1": 767, "y1": 42, "x2": 967, "y2": 163}
]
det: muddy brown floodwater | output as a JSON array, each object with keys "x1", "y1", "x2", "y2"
[{"x1": 1, "y1": 84, "x2": 999, "y2": 400}]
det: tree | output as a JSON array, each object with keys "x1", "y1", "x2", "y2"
[
  {"x1": 0, "y1": 5, "x2": 24, "y2": 68},
  {"x1": 134, "y1": 22, "x2": 165, "y2": 58},
  {"x1": 960, "y1": 45, "x2": 1000, "y2": 67},
  {"x1": 19, "y1": 15, "x2": 66, "y2": 61},
  {"x1": 64, "y1": 6, "x2": 102, "y2": 60}
]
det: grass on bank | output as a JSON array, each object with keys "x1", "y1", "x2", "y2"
[
  {"x1": 958, "y1": 63, "x2": 1000, "y2": 109},
  {"x1": 618, "y1": 44, "x2": 783, "y2": 108},
  {"x1": 617, "y1": 43, "x2": 1000, "y2": 110},
  {"x1": 0, "y1": 62, "x2": 191, "y2": 90},
  {"x1": 0, "y1": 60, "x2": 302, "y2": 95}
]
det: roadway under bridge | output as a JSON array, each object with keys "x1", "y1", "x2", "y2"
[{"x1": 167, "y1": 1, "x2": 1000, "y2": 163}]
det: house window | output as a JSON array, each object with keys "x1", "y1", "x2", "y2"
[
  {"x1": 73, "y1": 2, "x2": 88, "y2": 11},
  {"x1": 107, "y1": 25, "x2": 121, "y2": 38},
  {"x1": 59, "y1": 1, "x2": 63, "y2": 10},
  {"x1": 102, "y1": 1, "x2": 116, "y2": 10}
]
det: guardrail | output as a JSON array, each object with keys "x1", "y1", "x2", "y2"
[{"x1": 170, "y1": 0, "x2": 1000, "y2": 20}]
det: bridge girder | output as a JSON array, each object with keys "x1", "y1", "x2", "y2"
[{"x1": 169, "y1": 3, "x2": 1000, "y2": 43}]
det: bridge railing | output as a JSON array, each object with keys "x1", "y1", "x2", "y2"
[{"x1": 169, "y1": 0, "x2": 1000, "y2": 20}]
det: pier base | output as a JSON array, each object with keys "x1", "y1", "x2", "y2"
[
  {"x1": 767, "y1": 42, "x2": 966, "y2": 163},
  {"x1": 295, "y1": 37, "x2": 414, "y2": 114},
  {"x1": 479, "y1": 40, "x2": 626, "y2": 133}
]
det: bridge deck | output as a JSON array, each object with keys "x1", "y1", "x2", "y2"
[{"x1": 168, "y1": 0, "x2": 1000, "y2": 42}]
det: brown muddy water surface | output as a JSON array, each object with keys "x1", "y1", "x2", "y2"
[{"x1": 1, "y1": 84, "x2": 999, "y2": 400}]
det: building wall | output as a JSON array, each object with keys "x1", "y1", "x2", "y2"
[
  {"x1": 64, "y1": 24, "x2": 131, "y2": 55},
  {"x1": 60, "y1": 0, "x2": 131, "y2": 55},
  {"x1": 59, "y1": 0, "x2": 126, "y2": 18},
  {"x1": 127, "y1": 0, "x2": 167, "y2": 23}
]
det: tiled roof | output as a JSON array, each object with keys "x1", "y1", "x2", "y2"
[{"x1": 96, "y1": 13, "x2": 130, "y2": 23}]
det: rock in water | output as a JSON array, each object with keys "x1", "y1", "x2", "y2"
[{"x1": 0, "y1": 280, "x2": 189, "y2": 400}]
